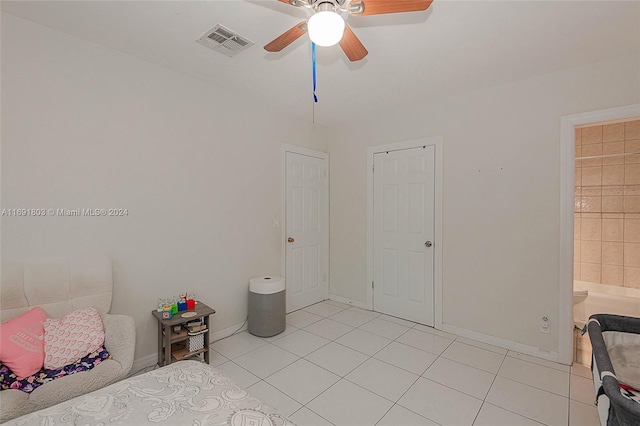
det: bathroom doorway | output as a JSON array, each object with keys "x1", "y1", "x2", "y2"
[
  {"x1": 560, "y1": 104, "x2": 640, "y2": 365},
  {"x1": 572, "y1": 118, "x2": 640, "y2": 364}
]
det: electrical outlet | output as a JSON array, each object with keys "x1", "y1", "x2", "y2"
[{"x1": 540, "y1": 316, "x2": 550, "y2": 334}]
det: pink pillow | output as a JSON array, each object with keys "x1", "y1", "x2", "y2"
[
  {"x1": 0, "y1": 307, "x2": 48, "y2": 379},
  {"x1": 44, "y1": 307, "x2": 105, "y2": 370}
]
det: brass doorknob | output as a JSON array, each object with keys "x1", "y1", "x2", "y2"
[{"x1": 288, "y1": 237, "x2": 295, "y2": 243}]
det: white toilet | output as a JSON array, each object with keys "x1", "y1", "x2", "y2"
[
  {"x1": 573, "y1": 288, "x2": 588, "y2": 303},
  {"x1": 572, "y1": 288, "x2": 589, "y2": 363},
  {"x1": 573, "y1": 288, "x2": 589, "y2": 329}
]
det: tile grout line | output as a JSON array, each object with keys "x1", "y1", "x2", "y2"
[
  {"x1": 296, "y1": 315, "x2": 411, "y2": 377},
  {"x1": 488, "y1": 377, "x2": 572, "y2": 426},
  {"x1": 372, "y1": 371, "x2": 435, "y2": 426},
  {"x1": 305, "y1": 353, "x2": 436, "y2": 425},
  {"x1": 372, "y1": 325, "x2": 458, "y2": 425},
  {"x1": 248, "y1": 378, "x2": 303, "y2": 417},
  {"x1": 386, "y1": 335, "x2": 467, "y2": 426},
  {"x1": 252, "y1": 352, "x2": 340, "y2": 416},
  {"x1": 478, "y1": 402, "x2": 547, "y2": 426},
  {"x1": 239, "y1": 345, "x2": 302, "y2": 382},
  {"x1": 506, "y1": 350, "x2": 572, "y2": 373},
  {"x1": 370, "y1": 346, "x2": 437, "y2": 376},
  {"x1": 470, "y1": 350, "x2": 507, "y2": 425},
  {"x1": 497, "y1": 366, "x2": 579, "y2": 424},
  {"x1": 301, "y1": 343, "x2": 366, "y2": 378},
  {"x1": 231, "y1": 305, "x2": 408, "y2": 388},
  {"x1": 303, "y1": 325, "x2": 354, "y2": 341},
  {"x1": 292, "y1": 307, "x2": 455, "y2": 426},
  {"x1": 252, "y1": 309, "x2": 389, "y2": 412},
  {"x1": 438, "y1": 341, "x2": 506, "y2": 375},
  {"x1": 376, "y1": 335, "x2": 453, "y2": 425},
  {"x1": 223, "y1": 301, "x2": 587, "y2": 426},
  {"x1": 299, "y1": 373, "x2": 352, "y2": 423},
  {"x1": 498, "y1": 357, "x2": 572, "y2": 398},
  {"x1": 289, "y1": 404, "x2": 336, "y2": 425}
]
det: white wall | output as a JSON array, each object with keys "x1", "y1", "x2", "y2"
[
  {"x1": 4, "y1": 10, "x2": 639, "y2": 365},
  {"x1": 1, "y1": 13, "x2": 327, "y2": 364},
  {"x1": 328, "y1": 53, "x2": 640, "y2": 354}
]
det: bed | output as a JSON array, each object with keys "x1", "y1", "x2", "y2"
[
  {"x1": 586, "y1": 314, "x2": 640, "y2": 426},
  {"x1": 5, "y1": 360, "x2": 296, "y2": 426}
]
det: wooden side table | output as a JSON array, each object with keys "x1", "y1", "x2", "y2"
[{"x1": 151, "y1": 301, "x2": 216, "y2": 367}]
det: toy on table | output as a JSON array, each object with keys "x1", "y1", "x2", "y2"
[
  {"x1": 187, "y1": 292, "x2": 196, "y2": 310},
  {"x1": 178, "y1": 293, "x2": 188, "y2": 311},
  {"x1": 162, "y1": 301, "x2": 173, "y2": 319},
  {"x1": 157, "y1": 292, "x2": 197, "y2": 319}
]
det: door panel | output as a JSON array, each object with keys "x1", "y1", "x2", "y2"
[
  {"x1": 285, "y1": 151, "x2": 328, "y2": 312},
  {"x1": 373, "y1": 146, "x2": 435, "y2": 325},
  {"x1": 290, "y1": 248, "x2": 304, "y2": 295},
  {"x1": 382, "y1": 248, "x2": 399, "y2": 297},
  {"x1": 383, "y1": 185, "x2": 399, "y2": 232},
  {"x1": 408, "y1": 183, "x2": 425, "y2": 233},
  {"x1": 408, "y1": 250, "x2": 425, "y2": 302}
]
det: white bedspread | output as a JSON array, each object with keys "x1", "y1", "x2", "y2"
[{"x1": 6, "y1": 360, "x2": 296, "y2": 426}]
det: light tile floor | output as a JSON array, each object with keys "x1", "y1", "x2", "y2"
[{"x1": 210, "y1": 301, "x2": 600, "y2": 426}]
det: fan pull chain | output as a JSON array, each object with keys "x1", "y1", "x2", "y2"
[
  {"x1": 312, "y1": 42, "x2": 318, "y2": 104},
  {"x1": 312, "y1": 42, "x2": 318, "y2": 123}
]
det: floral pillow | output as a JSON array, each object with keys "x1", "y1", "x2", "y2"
[
  {"x1": 0, "y1": 347, "x2": 110, "y2": 393},
  {"x1": 44, "y1": 307, "x2": 105, "y2": 370}
]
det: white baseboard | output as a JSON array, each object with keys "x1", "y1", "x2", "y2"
[
  {"x1": 328, "y1": 294, "x2": 368, "y2": 310},
  {"x1": 131, "y1": 321, "x2": 248, "y2": 373},
  {"x1": 441, "y1": 323, "x2": 563, "y2": 364},
  {"x1": 327, "y1": 296, "x2": 563, "y2": 365}
]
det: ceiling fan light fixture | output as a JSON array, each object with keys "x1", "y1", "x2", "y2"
[{"x1": 307, "y1": 10, "x2": 345, "y2": 47}]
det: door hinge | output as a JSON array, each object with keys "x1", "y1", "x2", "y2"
[
  {"x1": 372, "y1": 281, "x2": 374, "y2": 289},
  {"x1": 372, "y1": 165, "x2": 375, "y2": 173},
  {"x1": 324, "y1": 273, "x2": 327, "y2": 282}
]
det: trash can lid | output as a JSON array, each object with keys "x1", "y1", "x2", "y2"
[{"x1": 250, "y1": 276, "x2": 284, "y2": 294}]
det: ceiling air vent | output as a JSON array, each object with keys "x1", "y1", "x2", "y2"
[{"x1": 196, "y1": 24, "x2": 254, "y2": 57}]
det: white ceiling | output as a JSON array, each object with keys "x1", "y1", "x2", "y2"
[{"x1": 2, "y1": 0, "x2": 638, "y2": 124}]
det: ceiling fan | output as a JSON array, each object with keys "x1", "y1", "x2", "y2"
[{"x1": 264, "y1": 0, "x2": 433, "y2": 61}]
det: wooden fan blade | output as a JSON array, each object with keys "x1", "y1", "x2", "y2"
[
  {"x1": 339, "y1": 24, "x2": 368, "y2": 62},
  {"x1": 351, "y1": 0, "x2": 433, "y2": 16},
  {"x1": 264, "y1": 21, "x2": 308, "y2": 52}
]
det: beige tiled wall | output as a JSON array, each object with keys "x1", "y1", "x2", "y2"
[{"x1": 574, "y1": 119, "x2": 640, "y2": 289}]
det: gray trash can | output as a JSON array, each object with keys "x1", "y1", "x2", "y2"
[{"x1": 248, "y1": 276, "x2": 285, "y2": 337}]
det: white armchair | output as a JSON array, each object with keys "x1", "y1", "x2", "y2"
[{"x1": 0, "y1": 255, "x2": 135, "y2": 423}]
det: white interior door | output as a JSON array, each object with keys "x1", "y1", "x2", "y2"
[
  {"x1": 373, "y1": 146, "x2": 435, "y2": 325},
  {"x1": 285, "y1": 150, "x2": 328, "y2": 313}
]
